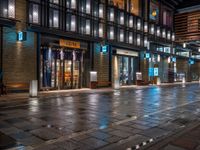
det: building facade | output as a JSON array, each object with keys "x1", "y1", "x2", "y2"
[{"x1": 0, "y1": 0, "x2": 198, "y2": 92}]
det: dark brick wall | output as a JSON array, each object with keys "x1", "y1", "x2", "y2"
[{"x1": 2, "y1": 0, "x2": 37, "y2": 87}]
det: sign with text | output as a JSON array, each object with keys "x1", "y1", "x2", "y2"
[{"x1": 59, "y1": 39, "x2": 80, "y2": 49}]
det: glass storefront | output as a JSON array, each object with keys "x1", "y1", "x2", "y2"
[
  {"x1": 40, "y1": 47, "x2": 83, "y2": 90},
  {"x1": 119, "y1": 56, "x2": 137, "y2": 85}
]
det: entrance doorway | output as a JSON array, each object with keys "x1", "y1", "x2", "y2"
[
  {"x1": 119, "y1": 56, "x2": 137, "y2": 85},
  {"x1": 41, "y1": 47, "x2": 83, "y2": 90}
]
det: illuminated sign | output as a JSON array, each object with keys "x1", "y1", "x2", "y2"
[
  {"x1": 171, "y1": 57, "x2": 176, "y2": 62},
  {"x1": 189, "y1": 59, "x2": 194, "y2": 65},
  {"x1": 101, "y1": 45, "x2": 109, "y2": 53},
  {"x1": 154, "y1": 68, "x2": 159, "y2": 76},
  {"x1": 59, "y1": 39, "x2": 81, "y2": 49},
  {"x1": 149, "y1": 68, "x2": 154, "y2": 77},
  {"x1": 145, "y1": 53, "x2": 150, "y2": 59},
  {"x1": 17, "y1": 31, "x2": 26, "y2": 41},
  {"x1": 114, "y1": 49, "x2": 138, "y2": 57}
]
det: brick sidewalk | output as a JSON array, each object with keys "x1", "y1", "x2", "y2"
[
  {"x1": 142, "y1": 122, "x2": 200, "y2": 150},
  {"x1": 0, "y1": 81, "x2": 199, "y2": 102}
]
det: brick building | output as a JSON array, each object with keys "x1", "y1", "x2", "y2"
[{"x1": 0, "y1": 0, "x2": 199, "y2": 92}]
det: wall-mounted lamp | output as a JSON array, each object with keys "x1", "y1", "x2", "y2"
[
  {"x1": 183, "y1": 43, "x2": 186, "y2": 48},
  {"x1": 17, "y1": 31, "x2": 27, "y2": 41}
]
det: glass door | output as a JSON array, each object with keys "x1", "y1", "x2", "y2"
[
  {"x1": 73, "y1": 61, "x2": 80, "y2": 89},
  {"x1": 119, "y1": 56, "x2": 136, "y2": 86},
  {"x1": 64, "y1": 60, "x2": 72, "y2": 89}
]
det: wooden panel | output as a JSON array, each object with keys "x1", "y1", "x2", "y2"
[{"x1": 175, "y1": 10, "x2": 200, "y2": 42}]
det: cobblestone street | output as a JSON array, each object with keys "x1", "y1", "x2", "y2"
[{"x1": 1, "y1": 83, "x2": 200, "y2": 150}]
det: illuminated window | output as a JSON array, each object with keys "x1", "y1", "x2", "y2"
[
  {"x1": 108, "y1": 26, "x2": 115, "y2": 40},
  {"x1": 144, "y1": 22, "x2": 148, "y2": 32},
  {"x1": 86, "y1": 19, "x2": 90, "y2": 35},
  {"x1": 49, "y1": 9, "x2": 59, "y2": 28},
  {"x1": 150, "y1": 24, "x2": 155, "y2": 34},
  {"x1": 130, "y1": 0, "x2": 139, "y2": 16},
  {"x1": 119, "y1": 29, "x2": 124, "y2": 42},
  {"x1": 79, "y1": 0, "x2": 91, "y2": 14},
  {"x1": 172, "y1": 33, "x2": 175, "y2": 41},
  {"x1": 156, "y1": 26, "x2": 160, "y2": 36},
  {"x1": 167, "y1": 31, "x2": 171, "y2": 40},
  {"x1": 162, "y1": 28, "x2": 166, "y2": 38},
  {"x1": 66, "y1": 0, "x2": 76, "y2": 9},
  {"x1": 137, "y1": 19, "x2": 141, "y2": 30},
  {"x1": 0, "y1": 0, "x2": 15, "y2": 18},
  {"x1": 99, "y1": 4, "x2": 104, "y2": 18},
  {"x1": 50, "y1": 0, "x2": 59, "y2": 4},
  {"x1": 129, "y1": 16, "x2": 133, "y2": 28},
  {"x1": 66, "y1": 14, "x2": 76, "y2": 31},
  {"x1": 119, "y1": 12, "x2": 124, "y2": 25},
  {"x1": 129, "y1": 32, "x2": 133, "y2": 44},
  {"x1": 99, "y1": 23, "x2": 104, "y2": 38},
  {"x1": 29, "y1": 3, "x2": 40, "y2": 24},
  {"x1": 144, "y1": 36, "x2": 148, "y2": 47},
  {"x1": 108, "y1": 8, "x2": 114, "y2": 22},
  {"x1": 137, "y1": 34, "x2": 141, "y2": 46},
  {"x1": 109, "y1": 0, "x2": 125, "y2": 10}
]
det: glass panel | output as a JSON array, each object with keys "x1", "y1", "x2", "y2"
[
  {"x1": 51, "y1": 53, "x2": 56, "y2": 88},
  {"x1": 73, "y1": 61, "x2": 79, "y2": 89},
  {"x1": 8, "y1": 0, "x2": 15, "y2": 18},
  {"x1": 99, "y1": 23, "x2": 104, "y2": 37},
  {"x1": 29, "y1": 3, "x2": 40, "y2": 24},
  {"x1": 64, "y1": 60, "x2": 72, "y2": 89},
  {"x1": 123, "y1": 57, "x2": 129, "y2": 85},
  {"x1": 130, "y1": 58, "x2": 134, "y2": 84},
  {"x1": 56, "y1": 59, "x2": 60, "y2": 88},
  {"x1": 99, "y1": 4, "x2": 104, "y2": 18},
  {"x1": 49, "y1": 9, "x2": 59, "y2": 28}
]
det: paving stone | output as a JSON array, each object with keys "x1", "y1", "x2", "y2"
[
  {"x1": 80, "y1": 137, "x2": 108, "y2": 149},
  {"x1": 30, "y1": 128, "x2": 61, "y2": 141},
  {"x1": 0, "y1": 127, "x2": 23, "y2": 135},
  {"x1": 17, "y1": 136, "x2": 44, "y2": 146},
  {"x1": 109, "y1": 130, "x2": 132, "y2": 138},
  {"x1": 104, "y1": 136, "x2": 122, "y2": 143},
  {"x1": 9, "y1": 131, "x2": 32, "y2": 140},
  {"x1": 140, "y1": 127, "x2": 170, "y2": 138},
  {"x1": 161, "y1": 144, "x2": 187, "y2": 150},
  {"x1": 171, "y1": 137, "x2": 199, "y2": 150},
  {"x1": 89, "y1": 131, "x2": 111, "y2": 140}
]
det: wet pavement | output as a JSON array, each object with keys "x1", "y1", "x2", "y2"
[{"x1": 0, "y1": 83, "x2": 200, "y2": 150}]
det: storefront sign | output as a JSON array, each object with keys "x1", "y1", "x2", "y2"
[
  {"x1": 145, "y1": 53, "x2": 150, "y2": 59},
  {"x1": 114, "y1": 49, "x2": 138, "y2": 57},
  {"x1": 154, "y1": 68, "x2": 159, "y2": 76},
  {"x1": 59, "y1": 39, "x2": 80, "y2": 49},
  {"x1": 149, "y1": 68, "x2": 154, "y2": 77},
  {"x1": 171, "y1": 57, "x2": 176, "y2": 62},
  {"x1": 101, "y1": 45, "x2": 109, "y2": 53},
  {"x1": 189, "y1": 59, "x2": 194, "y2": 65}
]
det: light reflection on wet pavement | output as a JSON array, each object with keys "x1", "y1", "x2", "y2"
[{"x1": 0, "y1": 84, "x2": 200, "y2": 149}]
